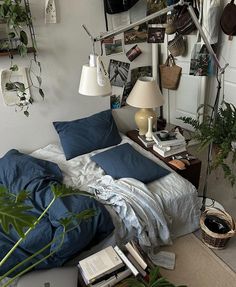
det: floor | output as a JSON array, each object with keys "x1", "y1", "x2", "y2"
[{"x1": 188, "y1": 145, "x2": 236, "y2": 272}]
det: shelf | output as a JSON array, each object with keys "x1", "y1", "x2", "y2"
[{"x1": 0, "y1": 47, "x2": 36, "y2": 57}]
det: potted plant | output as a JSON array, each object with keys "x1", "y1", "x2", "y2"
[
  {"x1": 120, "y1": 266, "x2": 187, "y2": 287},
  {"x1": 0, "y1": 0, "x2": 44, "y2": 116},
  {"x1": 179, "y1": 101, "x2": 236, "y2": 186},
  {"x1": 0, "y1": 184, "x2": 95, "y2": 287}
]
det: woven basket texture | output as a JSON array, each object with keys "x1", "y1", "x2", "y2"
[{"x1": 200, "y1": 208, "x2": 235, "y2": 249}]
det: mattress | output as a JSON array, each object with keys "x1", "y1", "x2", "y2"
[{"x1": 31, "y1": 134, "x2": 201, "y2": 241}]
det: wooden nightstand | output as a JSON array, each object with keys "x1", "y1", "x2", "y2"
[{"x1": 126, "y1": 130, "x2": 201, "y2": 189}]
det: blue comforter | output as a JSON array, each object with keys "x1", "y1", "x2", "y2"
[{"x1": 0, "y1": 149, "x2": 114, "y2": 277}]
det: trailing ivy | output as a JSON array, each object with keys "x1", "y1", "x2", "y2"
[{"x1": 0, "y1": 0, "x2": 44, "y2": 116}]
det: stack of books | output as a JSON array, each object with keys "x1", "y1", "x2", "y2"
[
  {"x1": 152, "y1": 130, "x2": 186, "y2": 158},
  {"x1": 138, "y1": 134, "x2": 155, "y2": 148},
  {"x1": 78, "y1": 242, "x2": 149, "y2": 287}
]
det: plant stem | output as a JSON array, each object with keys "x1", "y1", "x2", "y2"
[
  {"x1": 0, "y1": 195, "x2": 56, "y2": 267},
  {"x1": 0, "y1": 215, "x2": 89, "y2": 282},
  {"x1": 1, "y1": 232, "x2": 65, "y2": 287}
]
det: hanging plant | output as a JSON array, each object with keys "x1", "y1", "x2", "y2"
[{"x1": 0, "y1": 0, "x2": 44, "y2": 116}]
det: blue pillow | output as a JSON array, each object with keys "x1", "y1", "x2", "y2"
[
  {"x1": 53, "y1": 110, "x2": 122, "y2": 160},
  {"x1": 91, "y1": 143, "x2": 170, "y2": 183}
]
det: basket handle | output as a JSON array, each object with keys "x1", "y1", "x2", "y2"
[
  {"x1": 164, "y1": 54, "x2": 176, "y2": 67},
  {"x1": 204, "y1": 207, "x2": 236, "y2": 235}
]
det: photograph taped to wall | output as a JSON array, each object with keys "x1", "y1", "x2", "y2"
[
  {"x1": 126, "y1": 44, "x2": 142, "y2": 62},
  {"x1": 124, "y1": 23, "x2": 147, "y2": 45},
  {"x1": 147, "y1": 27, "x2": 165, "y2": 43},
  {"x1": 121, "y1": 82, "x2": 132, "y2": 107},
  {"x1": 105, "y1": 38, "x2": 124, "y2": 56},
  {"x1": 131, "y1": 66, "x2": 152, "y2": 86},
  {"x1": 109, "y1": 59, "x2": 130, "y2": 87},
  {"x1": 110, "y1": 86, "x2": 124, "y2": 109},
  {"x1": 189, "y1": 43, "x2": 213, "y2": 76}
]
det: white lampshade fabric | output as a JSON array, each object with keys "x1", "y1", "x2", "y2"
[
  {"x1": 126, "y1": 77, "x2": 164, "y2": 108},
  {"x1": 79, "y1": 64, "x2": 112, "y2": 96}
]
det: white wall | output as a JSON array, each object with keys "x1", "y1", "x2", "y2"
[{"x1": 0, "y1": 0, "x2": 153, "y2": 156}]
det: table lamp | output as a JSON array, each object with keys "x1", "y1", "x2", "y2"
[{"x1": 126, "y1": 77, "x2": 164, "y2": 135}]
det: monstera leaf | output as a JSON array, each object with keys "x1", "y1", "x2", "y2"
[{"x1": 0, "y1": 187, "x2": 36, "y2": 238}]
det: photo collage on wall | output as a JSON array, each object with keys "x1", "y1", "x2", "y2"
[{"x1": 105, "y1": 0, "x2": 170, "y2": 109}]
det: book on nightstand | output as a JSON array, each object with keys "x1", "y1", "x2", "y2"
[
  {"x1": 153, "y1": 143, "x2": 186, "y2": 158},
  {"x1": 138, "y1": 135, "x2": 155, "y2": 147},
  {"x1": 152, "y1": 130, "x2": 186, "y2": 147}
]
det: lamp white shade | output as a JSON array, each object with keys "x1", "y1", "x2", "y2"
[
  {"x1": 79, "y1": 64, "x2": 112, "y2": 96},
  {"x1": 126, "y1": 77, "x2": 164, "y2": 108},
  {"x1": 126, "y1": 77, "x2": 164, "y2": 135}
]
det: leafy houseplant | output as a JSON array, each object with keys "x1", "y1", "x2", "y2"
[
  {"x1": 0, "y1": 184, "x2": 95, "y2": 287},
  {"x1": 179, "y1": 101, "x2": 236, "y2": 186},
  {"x1": 0, "y1": 0, "x2": 44, "y2": 116},
  {"x1": 121, "y1": 266, "x2": 187, "y2": 287}
]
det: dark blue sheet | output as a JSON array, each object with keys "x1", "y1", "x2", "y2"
[{"x1": 0, "y1": 149, "x2": 114, "y2": 277}]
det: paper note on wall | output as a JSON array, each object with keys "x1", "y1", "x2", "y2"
[{"x1": 45, "y1": 0, "x2": 57, "y2": 24}]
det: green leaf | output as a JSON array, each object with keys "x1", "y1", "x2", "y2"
[
  {"x1": 0, "y1": 187, "x2": 36, "y2": 238},
  {"x1": 149, "y1": 266, "x2": 161, "y2": 286},
  {"x1": 24, "y1": 110, "x2": 29, "y2": 117},
  {"x1": 39, "y1": 88, "x2": 45, "y2": 99},
  {"x1": 123, "y1": 277, "x2": 146, "y2": 287},
  {"x1": 51, "y1": 184, "x2": 92, "y2": 199},
  {"x1": 74, "y1": 208, "x2": 96, "y2": 221},
  {"x1": 14, "y1": 81, "x2": 25, "y2": 92},
  {"x1": 36, "y1": 76, "x2": 42, "y2": 86},
  {"x1": 16, "y1": 190, "x2": 30, "y2": 203},
  {"x1": 10, "y1": 64, "x2": 19, "y2": 71},
  {"x1": 5, "y1": 82, "x2": 16, "y2": 90},
  {"x1": 20, "y1": 30, "x2": 28, "y2": 45},
  {"x1": 8, "y1": 31, "x2": 16, "y2": 38},
  {"x1": 18, "y1": 44, "x2": 27, "y2": 56}
]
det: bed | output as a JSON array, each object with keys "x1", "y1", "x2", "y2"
[{"x1": 0, "y1": 109, "x2": 201, "y2": 286}]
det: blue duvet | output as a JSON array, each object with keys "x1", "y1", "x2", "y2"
[{"x1": 0, "y1": 149, "x2": 114, "y2": 277}]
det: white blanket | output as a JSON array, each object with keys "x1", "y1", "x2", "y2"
[{"x1": 89, "y1": 175, "x2": 171, "y2": 248}]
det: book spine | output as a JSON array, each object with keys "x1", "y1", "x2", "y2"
[
  {"x1": 125, "y1": 242, "x2": 147, "y2": 270},
  {"x1": 127, "y1": 254, "x2": 147, "y2": 277},
  {"x1": 114, "y1": 246, "x2": 139, "y2": 276},
  {"x1": 91, "y1": 268, "x2": 132, "y2": 287}
]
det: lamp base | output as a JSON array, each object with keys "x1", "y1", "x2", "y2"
[{"x1": 135, "y1": 108, "x2": 157, "y2": 136}]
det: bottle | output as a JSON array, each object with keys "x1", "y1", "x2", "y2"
[{"x1": 145, "y1": 116, "x2": 153, "y2": 141}]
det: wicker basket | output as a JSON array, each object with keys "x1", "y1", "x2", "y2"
[{"x1": 200, "y1": 207, "x2": 235, "y2": 249}]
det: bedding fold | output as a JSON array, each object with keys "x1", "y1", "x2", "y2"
[{"x1": 89, "y1": 175, "x2": 172, "y2": 248}]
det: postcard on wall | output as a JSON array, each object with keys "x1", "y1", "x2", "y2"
[
  {"x1": 126, "y1": 45, "x2": 142, "y2": 62},
  {"x1": 121, "y1": 82, "x2": 132, "y2": 107},
  {"x1": 131, "y1": 66, "x2": 152, "y2": 86},
  {"x1": 109, "y1": 59, "x2": 130, "y2": 87},
  {"x1": 105, "y1": 38, "x2": 124, "y2": 56},
  {"x1": 124, "y1": 23, "x2": 147, "y2": 45},
  {"x1": 147, "y1": 27, "x2": 165, "y2": 43},
  {"x1": 110, "y1": 86, "x2": 124, "y2": 109}
]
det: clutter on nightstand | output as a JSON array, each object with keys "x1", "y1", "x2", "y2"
[{"x1": 152, "y1": 129, "x2": 186, "y2": 158}]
